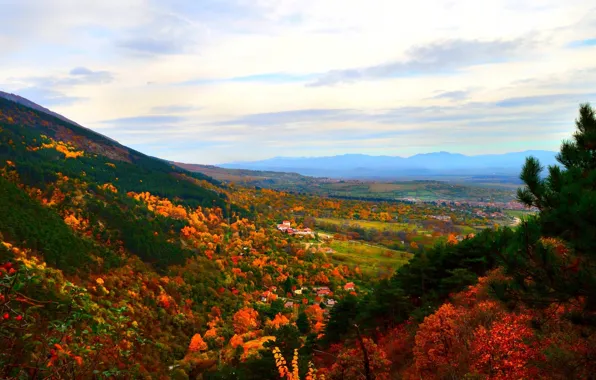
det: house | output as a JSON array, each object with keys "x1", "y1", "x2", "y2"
[
  {"x1": 277, "y1": 220, "x2": 292, "y2": 231},
  {"x1": 317, "y1": 287, "x2": 331, "y2": 296},
  {"x1": 344, "y1": 282, "x2": 355, "y2": 291},
  {"x1": 326, "y1": 299, "x2": 336, "y2": 307},
  {"x1": 294, "y1": 289, "x2": 303, "y2": 295},
  {"x1": 260, "y1": 291, "x2": 271, "y2": 302},
  {"x1": 284, "y1": 301, "x2": 294, "y2": 308}
]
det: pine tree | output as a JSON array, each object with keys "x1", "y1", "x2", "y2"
[
  {"x1": 297, "y1": 311, "x2": 310, "y2": 334},
  {"x1": 498, "y1": 103, "x2": 596, "y2": 321}
]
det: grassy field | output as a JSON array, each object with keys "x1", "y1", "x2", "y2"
[
  {"x1": 318, "y1": 180, "x2": 517, "y2": 202},
  {"x1": 317, "y1": 217, "x2": 420, "y2": 233},
  {"x1": 326, "y1": 240, "x2": 412, "y2": 277},
  {"x1": 317, "y1": 216, "x2": 475, "y2": 234},
  {"x1": 503, "y1": 209, "x2": 536, "y2": 218}
]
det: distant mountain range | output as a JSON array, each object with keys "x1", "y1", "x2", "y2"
[{"x1": 220, "y1": 151, "x2": 559, "y2": 178}]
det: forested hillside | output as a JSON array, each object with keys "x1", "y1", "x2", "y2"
[{"x1": 1, "y1": 96, "x2": 595, "y2": 379}]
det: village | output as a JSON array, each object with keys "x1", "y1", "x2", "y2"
[
  {"x1": 276, "y1": 220, "x2": 315, "y2": 237},
  {"x1": 258, "y1": 281, "x2": 357, "y2": 317}
]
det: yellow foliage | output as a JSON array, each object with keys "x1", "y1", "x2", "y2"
[
  {"x1": 39, "y1": 138, "x2": 84, "y2": 159},
  {"x1": 100, "y1": 183, "x2": 118, "y2": 193}
]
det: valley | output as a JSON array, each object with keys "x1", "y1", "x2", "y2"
[{"x1": 0, "y1": 93, "x2": 594, "y2": 380}]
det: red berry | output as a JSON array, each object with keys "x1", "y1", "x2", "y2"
[
  {"x1": 16, "y1": 315, "x2": 22, "y2": 321},
  {"x1": 3, "y1": 313, "x2": 9, "y2": 320}
]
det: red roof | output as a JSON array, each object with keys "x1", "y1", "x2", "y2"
[{"x1": 344, "y1": 282, "x2": 355, "y2": 290}]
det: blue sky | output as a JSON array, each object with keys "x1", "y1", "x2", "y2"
[{"x1": 1, "y1": 0, "x2": 596, "y2": 164}]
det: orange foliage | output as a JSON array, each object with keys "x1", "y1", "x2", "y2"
[
  {"x1": 189, "y1": 334, "x2": 208, "y2": 352},
  {"x1": 204, "y1": 327, "x2": 218, "y2": 339},
  {"x1": 267, "y1": 313, "x2": 290, "y2": 329},
  {"x1": 413, "y1": 303, "x2": 462, "y2": 377},
  {"x1": 447, "y1": 233, "x2": 458, "y2": 245},
  {"x1": 232, "y1": 307, "x2": 260, "y2": 334},
  {"x1": 100, "y1": 183, "x2": 118, "y2": 193},
  {"x1": 230, "y1": 334, "x2": 244, "y2": 348}
]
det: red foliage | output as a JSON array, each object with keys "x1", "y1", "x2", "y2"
[{"x1": 470, "y1": 313, "x2": 544, "y2": 379}]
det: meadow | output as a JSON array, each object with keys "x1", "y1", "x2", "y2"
[
  {"x1": 317, "y1": 217, "x2": 420, "y2": 233},
  {"x1": 325, "y1": 240, "x2": 412, "y2": 277}
]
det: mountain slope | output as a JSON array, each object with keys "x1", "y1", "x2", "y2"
[
  {"x1": 0, "y1": 90, "x2": 85, "y2": 129},
  {"x1": 0, "y1": 96, "x2": 225, "y2": 206},
  {"x1": 0, "y1": 93, "x2": 384, "y2": 378},
  {"x1": 220, "y1": 150, "x2": 559, "y2": 178}
]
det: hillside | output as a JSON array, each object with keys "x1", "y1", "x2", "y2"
[
  {"x1": 1, "y1": 94, "x2": 596, "y2": 380},
  {"x1": 172, "y1": 161, "x2": 323, "y2": 193}
]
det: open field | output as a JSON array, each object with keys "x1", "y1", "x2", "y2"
[
  {"x1": 504, "y1": 209, "x2": 537, "y2": 218},
  {"x1": 317, "y1": 217, "x2": 478, "y2": 234},
  {"x1": 318, "y1": 180, "x2": 517, "y2": 202},
  {"x1": 317, "y1": 217, "x2": 420, "y2": 233},
  {"x1": 326, "y1": 240, "x2": 412, "y2": 277}
]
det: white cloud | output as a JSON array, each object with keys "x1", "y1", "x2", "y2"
[{"x1": 0, "y1": 0, "x2": 595, "y2": 164}]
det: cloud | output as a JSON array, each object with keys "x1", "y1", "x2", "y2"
[
  {"x1": 180, "y1": 72, "x2": 318, "y2": 86},
  {"x1": 432, "y1": 90, "x2": 469, "y2": 101},
  {"x1": 308, "y1": 38, "x2": 535, "y2": 86},
  {"x1": 207, "y1": 90, "x2": 596, "y2": 134},
  {"x1": 2, "y1": 0, "x2": 595, "y2": 164},
  {"x1": 13, "y1": 87, "x2": 85, "y2": 106},
  {"x1": 66, "y1": 67, "x2": 113, "y2": 84},
  {"x1": 211, "y1": 109, "x2": 354, "y2": 127},
  {"x1": 118, "y1": 37, "x2": 187, "y2": 56},
  {"x1": 7, "y1": 68, "x2": 113, "y2": 89},
  {"x1": 568, "y1": 38, "x2": 596, "y2": 48},
  {"x1": 150, "y1": 105, "x2": 201, "y2": 113},
  {"x1": 99, "y1": 115, "x2": 185, "y2": 125},
  {"x1": 495, "y1": 93, "x2": 596, "y2": 107},
  {"x1": 116, "y1": 11, "x2": 207, "y2": 56}
]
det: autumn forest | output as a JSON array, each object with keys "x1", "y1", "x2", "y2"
[{"x1": 1, "y1": 95, "x2": 596, "y2": 379}]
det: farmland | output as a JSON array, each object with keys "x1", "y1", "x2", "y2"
[{"x1": 325, "y1": 240, "x2": 412, "y2": 277}]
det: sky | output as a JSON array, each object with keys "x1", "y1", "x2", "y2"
[{"x1": 1, "y1": 0, "x2": 596, "y2": 164}]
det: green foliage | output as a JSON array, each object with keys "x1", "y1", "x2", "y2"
[
  {"x1": 0, "y1": 176, "x2": 112, "y2": 273},
  {"x1": 498, "y1": 103, "x2": 596, "y2": 318},
  {"x1": 324, "y1": 227, "x2": 514, "y2": 337},
  {"x1": 297, "y1": 311, "x2": 310, "y2": 334}
]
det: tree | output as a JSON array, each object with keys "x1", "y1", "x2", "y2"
[
  {"x1": 413, "y1": 303, "x2": 463, "y2": 377},
  {"x1": 297, "y1": 312, "x2": 310, "y2": 334},
  {"x1": 498, "y1": 103, "x2": 596, "y2": 321},
  {"x1": 324, "y1": 295, "x2": 359, "y2": 343},
  {"x1": 189, "y1": 334, "x2": 208, "y2": 352},
  {"x1": 233, "y1": 307, "x2": 260, "y2": 334},
  {"x1": 470, "y1": 313, "x2": 544, "y2": 379},
  {"x1": 328, "y1": 337, "x2": 391, "y2": 380}
]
